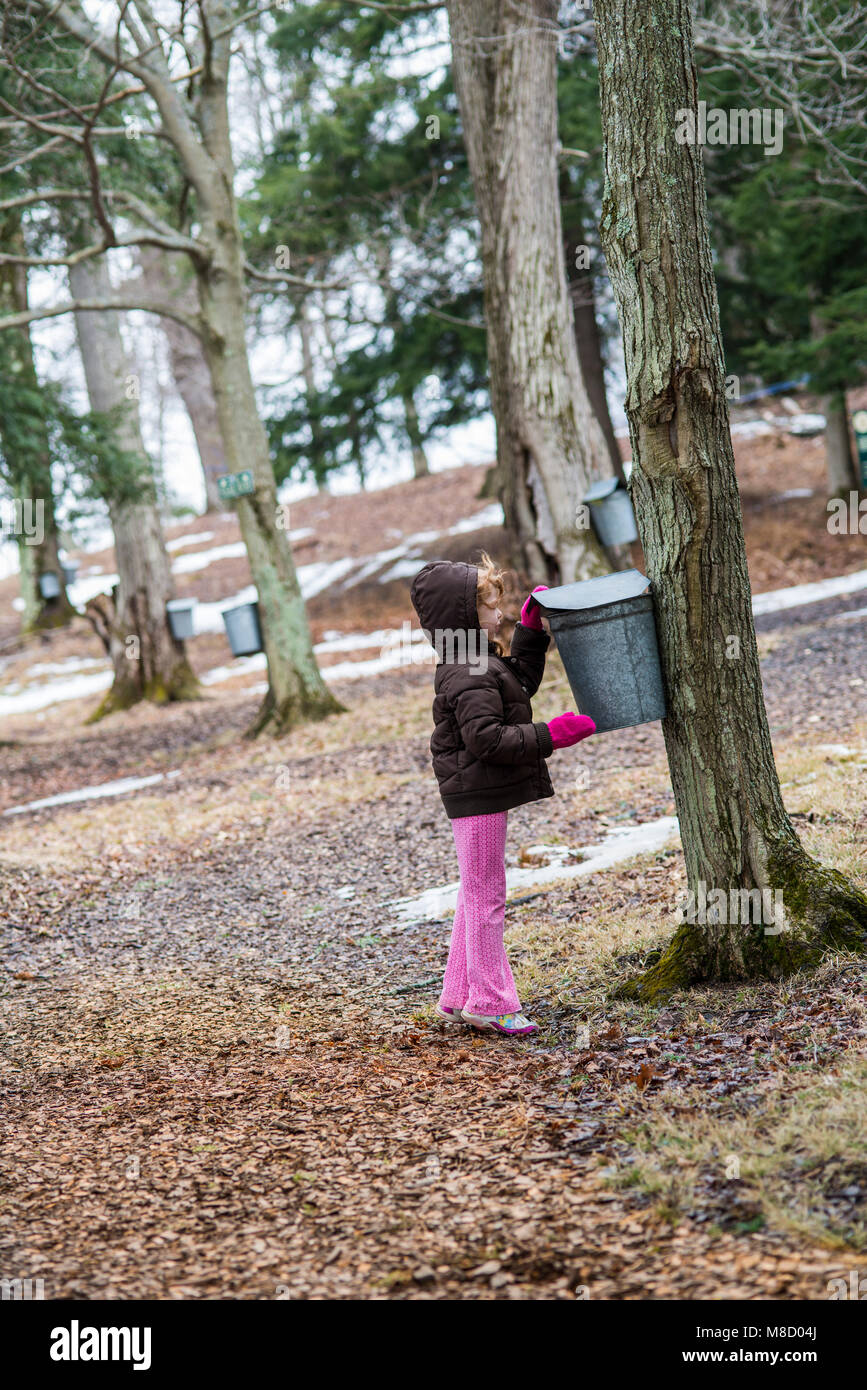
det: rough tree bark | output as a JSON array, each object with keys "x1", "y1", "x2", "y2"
[
  {"x1": 189, "y1": 168, "x2": 341, "y2": 733},
  {"x1": 560, "y1": 197, "x2": 624, "y2": 480},
  {"x1": 594, "y1": 0, "x2": 867, "y2": 998},
  {"x1": 69, "y1": 255, "x2": 199, "y2": 717},
  {"x1": 0, "y1": 218, "x2": 75, "y2": 632},
  {"x1": 138, "y1": 248, "x2": 226, "y2": 513},
  {"x1": 445, "y1": 0, "x2": 612, "y2": 584}
]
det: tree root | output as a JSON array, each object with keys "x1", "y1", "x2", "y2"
[
  {"x1": 615, "y1": 841, "x2": 867, "y2": 1004},
  {"x1": 246, "y1": 682, "x2": 345, "y2": 738},
  {"x1": 85, "y1": 660, "x2": 202, "y2": 723}
]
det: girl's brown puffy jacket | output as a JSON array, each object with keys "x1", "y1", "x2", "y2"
[{"x1": 410, "y1": 560, "x2": 555, "y2": 819}]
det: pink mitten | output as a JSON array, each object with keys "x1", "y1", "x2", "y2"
[
  {"x1": 547, "y1": 712, "x2": 596, "y2": 749},
  {"x1": 520, "y1": 585, "x2": 549, "y2": 630}
]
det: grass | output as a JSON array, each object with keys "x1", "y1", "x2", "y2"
[{"x1": 619, "y1": 1047, "x2": 867, "y2": 1252}]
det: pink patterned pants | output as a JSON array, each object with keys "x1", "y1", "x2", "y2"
[{"x1": 439, "y1": 810, "x2": 520, "y2": 1017}]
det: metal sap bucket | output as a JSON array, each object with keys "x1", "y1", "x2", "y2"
[
  {"x1": 61, "y1": 561, "x2": 78, "y2": 587},
  {"x1": 222, "y1": 600, "x2": 263, "y2": 657},
  {"x1": 166, "y1": 598, "x2": 196, "y2": 641},
  {"x1": 583, "y1": 477, "x2": 639, "y2": 548},
  {"x1": 534, "y1": 569, "x2": 666, "y2": 732},
  {"x1": 39, "y1": 571, "x2": 61, "y2": 599}
]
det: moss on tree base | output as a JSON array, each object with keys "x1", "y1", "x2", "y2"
[
  {"x1": 615, "y1": 841, "x2": 867, "y2": 1004},
  {"x1": 85, "y1": 660, "x2": 202, "y2": 723},
  {"x1": 245, "y1": 682, "x2": 345, "y2": 738},
  {"x1": 24, "y1": 599, "x2": 78, "y2": 634}
]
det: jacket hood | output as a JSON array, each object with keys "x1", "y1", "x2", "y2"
[{"x1": 410, "y1": 561, "x2": 480, "y2": 655}]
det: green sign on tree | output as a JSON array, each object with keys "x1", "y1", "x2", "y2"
[{"x1": 217, "y1": 470, "x2": 255, "y2": 500}]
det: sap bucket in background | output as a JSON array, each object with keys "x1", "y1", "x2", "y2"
[
  {"x1": 38, "y1": 571, "x2": 61, "y2": 600},
  {"x1": 222, "y1": 599, "x2": 264, "y2": 657},
  {"x1": 166, "y1": 598, "x2": 196, "y2": 642},
  {"x1": 583, "y1": 477, "x2": 639, "y2": 548},
  {"x1": 533, "y1": 570, "x2": 667, "y2": 733}
]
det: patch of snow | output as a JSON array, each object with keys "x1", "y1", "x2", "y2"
[
  {"x1": 832, "y1": 604, "x2": 867, "y2": 623},
  {"x1": 446, "y1": 504, "x2": 504, "y2": 535},
  {"x1": 343, "y1": 507, "x2": 506, "y2": 590},
  {"x1": 730, "y1": 419, "x2": 775, "y2": 439},
  {"x1": 298, "y1": 557, "x2": 357, "y2": 599},
  {"x1": 3, "y1": 769, "x2": 180, "y2": 816},
  {"x1": 200, "y1": 653, "x2": 267, "y2": 686},
  {"x1": 25, "y1": 656, "x2": 108, "y2": 678},
  {"x1": 343, "y1": 543, "x2": 415, "y2": 589},
  {"x1": 171, "y1": 541, "x2": 248, "y2": 575},
  {"x1": 816, "y1": 744, "x2": 867, "y2": 760},
  {"x1": 315, "y1": 629, "x2": 402, "y2": 654},
  {"x1": 776, "y1": 488, "x2": 815, "y2": 500},
  {"x1": 320, "y1": 639, "x2": 435, "y2": 684},
  {"x1": 0, "y1": 668, "x2": 113, "y2": 717},
  {"x1": 165, "y1": 530, "x2": 216, "y2": 551},
  {"x1": 67, "y1": 572, "x2": 119, "y2": 606},
  {"x1": 785, "y1": 413, "x2": 826, "y2": 437},
  {"x1": 752, "y1": 568, "x2": 867, "y2": 617},
  {"x1": 378, "y1": 558, "x2": 431, "y2": 584},
  {"x1": 387, "y1": 816, "x2": 681, "y2": 925}
]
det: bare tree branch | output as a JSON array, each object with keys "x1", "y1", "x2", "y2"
[
  {"x1": 243, "y1": 259, "x2": 348, "y2": 292},
  {"x1": 0, "y1": 297, "x2": 206, "y2": 340}
]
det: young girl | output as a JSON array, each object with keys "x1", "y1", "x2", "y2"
[{"x1": 410, "y1": 553, "x2": 596, "y2": 1037}]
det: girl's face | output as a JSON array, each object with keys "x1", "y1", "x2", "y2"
[{"x1": 477, "y1": 589, "x2": 502, "y2": 637}]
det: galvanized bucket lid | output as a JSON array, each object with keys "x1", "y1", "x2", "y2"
[
  {"x1": 533, "y1": 569, "x2": 651, "y2": 614},
  {"x1": 583, "y1": 476, "x2": 624, "y2": 504}
]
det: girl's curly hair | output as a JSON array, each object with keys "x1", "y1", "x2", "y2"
[{"x1": 476, "y1": 551, "x2": 507, "y2": 657}]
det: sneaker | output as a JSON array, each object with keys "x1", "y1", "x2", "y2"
[
  {"x1": 460, "y1": 1010, "x2": 538, "y2": 1036},
  {"x1": 435, "y1": 1003, "x2": 466, "y2": 1024}
]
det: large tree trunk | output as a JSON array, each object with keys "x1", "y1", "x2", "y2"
[
  {"x1": 560, "y1": 197, "x2": 624, "y2": 480},
  {"x1": 139, "y1": 247, "x2": 226, "y2": 513},
  {"x1": 193, "y1": 219, "x2": 341, "y2": 733},
  {"x1": 69, "y1": 256, "x2": 199, "y2": 717},
  {"x1": 445, "y1": 0, "x2": 612, "y2": 584},
  {"x1": 185, "y1": 13, "x2": 342, "y2": 736},
  {"x1": 0, "y1": 217, "x2": 75, "y2": 632},
  {"x1": 594, "y1": 0, "x2": 867, "y2": 998}
]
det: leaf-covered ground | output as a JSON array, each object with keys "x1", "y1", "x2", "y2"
[{"x1": 2, "y1": 566, "x2": 867, "y2": 1299}]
